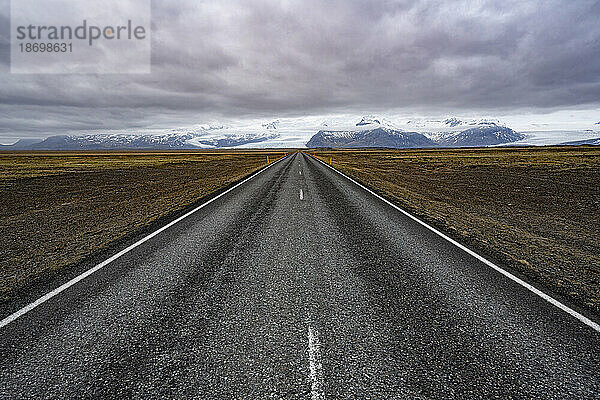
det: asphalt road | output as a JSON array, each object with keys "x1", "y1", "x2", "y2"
[{"x1": 1, "y1": 152, "x2": 599, "y2": 399}]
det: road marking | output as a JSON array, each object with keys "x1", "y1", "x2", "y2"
[
  {"x1": 300, "y1": 188, "x2": 304, "y2": 200},
  {"x1": 0, "y1": 155, "x2": 291, "y2": 330},
  {"x1": 308, "y1": 325, "x2": 325, "y2": 400},
  {"x1": 309, "y1": 154, "x2": 600, "y2": 333}
]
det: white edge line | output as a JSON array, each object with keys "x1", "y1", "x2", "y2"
[
  {"x1": 0, "y1": 154, "x2": 290, "y2": 329},
  {"x1": 308, "y1": 153, "x2": 600, "y2": 333}
]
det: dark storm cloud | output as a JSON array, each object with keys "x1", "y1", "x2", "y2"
[{"x1": 1, "y1": 0, "x2": 600, "y2": 137}]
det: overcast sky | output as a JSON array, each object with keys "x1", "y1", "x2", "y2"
[{"x1": 1, "y1": 0, "x2": 600, "y2": 142}]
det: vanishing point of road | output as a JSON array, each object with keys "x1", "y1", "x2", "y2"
[{"x1": 1, "y1": 152, "x2": 599, "y2": 399}]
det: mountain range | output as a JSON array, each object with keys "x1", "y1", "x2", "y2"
[
  {"x1": 306, "y1": 116, "x2": 524, "y2": 148},
  {"x1": 3, "y1": 116, "x2": 599, "y2": 150},
  {"x1": 0, "y1": 126, "x2": 280, "y2": 150}
]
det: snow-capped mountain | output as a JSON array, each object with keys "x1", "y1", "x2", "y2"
[
  {"x1": 306, "y1": 116, "x2": 523, "y2": 148},
  {"x1": 443, "y1": 117, "x2": 462, "y2": 127},
  {"x1": 355, "y1": 115, "x2": 397, "y2": 128},
  {"x1": 402, "y1": 117, "x2": 505, "y2": 130},
  {"x1": 427, "y1": 121, "x2": 524, "y2": 147},
  {"x1": 306, "y1": 126, "x2": 435, "y2": 148},
  {"x1": 261, "y1": 120, "x2": 280, "y2": 130},
  {"x1": 356, "y1": 115, "x2": 381, "y2": 126},
  {"x1": 307, "y1": 116, "x2": 426, "y2": 148},
  {"x1": 400, "y1": 118, "x2": 524, "y2": 146},
  {"x1": 437, "y1": 125, "x2": 522, "y2": 146}
]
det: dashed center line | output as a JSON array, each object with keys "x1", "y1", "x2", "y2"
[
  {"x1": 308, "y1": 325, "x2": 325, "y2": 400},
  {"x1": 300, "y1": 188, "x2": 304, "y2": 200}
]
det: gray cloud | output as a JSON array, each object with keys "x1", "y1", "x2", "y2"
[{"x1": 1, "y1": 0, "x2": 600, "y2": 138}]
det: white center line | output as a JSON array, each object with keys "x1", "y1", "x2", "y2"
[
  {"x1": 300, "y1": 188, "x2": 304, "y2": 200},
  {"x1": 308, "y1": 325, "x2": 325, "y2": 400}
]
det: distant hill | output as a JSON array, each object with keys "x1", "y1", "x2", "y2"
[{"x1": 0, "y1": 138, "x2": 44, "y2": 150}]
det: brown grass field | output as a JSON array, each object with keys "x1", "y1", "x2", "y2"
[
  {"x1": 0, "y1": 150, "x2": 286, "y2": 299},
  {"x1": 311, "y1": 146, "x2": 600, "y2": 317}
]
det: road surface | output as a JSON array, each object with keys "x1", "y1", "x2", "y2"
[{"x1": 1, "y1": 152, "x2": 599, "y2": 399}]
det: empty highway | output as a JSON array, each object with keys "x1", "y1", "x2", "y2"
[{"x1": 1, "y1": 152, "x2": 599, "y2": 399}]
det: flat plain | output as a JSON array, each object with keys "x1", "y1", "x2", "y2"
[
  {"x1": 0, "y1": 150, "x2": 286, "y2": 300},
  {"x1": 1, "y1": 151, "x2": 599, "y2": 399},
  {"x1": 311, "y1": 146, "x2": 600, "y2": 317}
]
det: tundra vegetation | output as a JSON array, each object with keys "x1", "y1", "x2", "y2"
[
  {"x1": 311, "y1": 146, "x2": 600, "y2": 317},
  {"x1": 0, "y1": 150, "x2": 286, "y2": 300}
]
